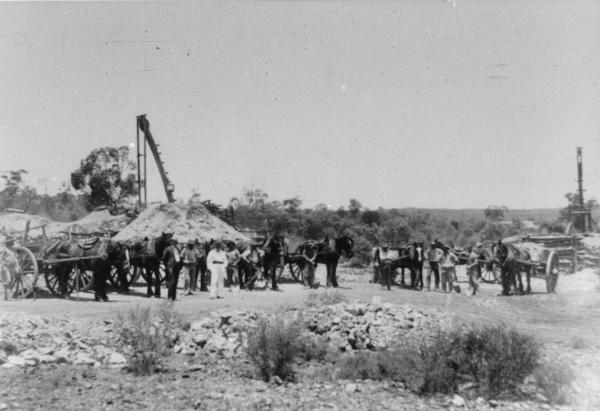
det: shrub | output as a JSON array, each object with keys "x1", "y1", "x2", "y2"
[
  {"x1": 304, "y1": 289, "x2": 348, "y2": 307},
  {"x1": 534, "y1": 360, "x2": 575, "y2": 404},
  {"x1": 297, "y1": 332, "x2": 330, "y2": 362},
  {"x1": 338, "y1": 349, "x2": 424, "y2": 392},
  {"x1": 246, "y1": 314, "x2": 303, "y2": 382},
  {"x1": 115, "y1": 304, "x2": 178, "y2": 376},
  {"x1": 420, "y1": 325, "x2": 540, "y2": 397}
]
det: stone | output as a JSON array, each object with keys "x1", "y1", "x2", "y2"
[
  {"x1": 54, "y1": 349, "x2": 70, "y2": 364},
  {"x1": 74, "y1": 353, "x2": 95, "y2": 365},
  {"x1": 344, "y1": 383, "x2": 357, "y2": 393},
  {"x1": 2, "y1": 355, "x2": 26, "y2": 368},
  {"x1": 107, "y1": 352, "x2": 127, "y2": 366},
  {"x1": 272, "y1": 375, "x2": 283, "y2": 385},
  {"x1": 451, "y1": 394, "x2": 465, "y2": 407},
  {"x1": 0, "y1": 403, "x2": 6, "y2": 410},
  {"x1": 0, "y1": 351, "x2": 6, "y2": 365},
  {"x1": 173, "y1": 344, "x2": 183, "y2": 354},
  {"x1": 192, "y1": 334, "x2": 209, "y2": 347},
  {"x1": 205, "y1": 334, "x2": 228, "y2": 353},
  {"x1": 489, "y1": 399, "x2": 498, "y2": 408}
]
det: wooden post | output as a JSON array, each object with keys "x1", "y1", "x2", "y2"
[{"x1": 24, "y1": 220, "x2": 30, "y2": 242}]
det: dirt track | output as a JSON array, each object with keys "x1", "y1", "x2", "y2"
[{"x1": 2, "y1": 265, "x2": 600, "y2": 345}]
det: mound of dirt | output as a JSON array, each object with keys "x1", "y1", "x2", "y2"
[
  {"x1": 112, "y1": 201, "x2": 250, "y2": 245},
  {"x1": 51, "y1": 210, "x2": 131, "y2": 237}
]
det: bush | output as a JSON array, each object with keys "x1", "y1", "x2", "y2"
[
  {"x1": 297, "y1": 332, "x2": 330, "y2": 362},
  {"x1": 534, "y1": 360, "x2": 575, "y2": 404},
  {"x1": 115, "y1": 303, "x2": 183, "y2": 376},
  {"x1": 336, "y1": 325, "x2": 541, "y2": 398},
  {"x1": 246, "y1": 314, "x2": 303, "y2": 382},
  {"x1": 338, "y1": 349, "x2": 424, "y2": 392},
  {"x1": 304, "y1": 289, "x2": 348, "y2": 307},
  {"x1": 421, "y1": 325, "x2": 540, "y2": 396}
]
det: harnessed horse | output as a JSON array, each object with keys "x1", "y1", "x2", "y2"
[
  {"x1": 316, "y1": 235, "x2": 354, "y2": 287},
  {"x1": 128, "y1": 232, "x2": 173, "y2": 298},
  {"x1": 45, "y1": 238, "x2": 129, "y2": 301},
  {"x1": 492, "y1": 241, "x2": 532, "y2": 295}
]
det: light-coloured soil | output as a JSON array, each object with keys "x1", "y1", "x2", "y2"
[{"x1": 1, "y1": 265, "x2": 600, "y2": 410}]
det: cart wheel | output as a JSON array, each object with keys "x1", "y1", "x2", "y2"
[
  {"x1": 481, "y1": 264, "x2": 500, "y2": 283},
  {"x1": 69, "y1": 266, "x2": 94, "y2": 292},
  {"x1": 141, "y1": 263, "x2": 166, "y2": 285},
  {"x1": 109, "y1": 265, "x2": 137, "y2": 289},
  {"x1": 287, "y1": 262, "x2": 303, "y2": 282},
  {"x1": 1, "y1": 245, "x2": 39, "y2": 299},
  {"x1": 44, "y1": 265, "x2": 76, "y2": 297},
  {"x1": 545, "y1": 251, "x2": 559, "y2": 293}
]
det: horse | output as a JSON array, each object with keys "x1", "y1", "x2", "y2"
[
  {"x1": 263, "y1": 235, "x2": 285, "y2": 291},
  {"x1": 238, "y1": 244, "x2": 264, "y2": 289},
  {"x1": 45, "y1": 238, "x2": 129, "y2": 301},
  {"x1": 492, "y1": 240, "x2": 532, "y2": 295},
  {"x1": 394, "y1": 242, "x2": 424, "y2": 290},
  {"x1": 316, "y1": 235, "x2": 354, "y2": 287},
  {"x1": 128, "y1": 232, "x2": 173, "y2": 298}
]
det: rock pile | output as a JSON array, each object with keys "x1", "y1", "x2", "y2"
[
  {"x1": 0, "y1": 315, "x2": 126, "y2": 369},
  {"x1": 0, "y1": 300, "x2": 448, "y2": 370}
]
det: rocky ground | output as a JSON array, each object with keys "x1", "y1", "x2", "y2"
[{"x1": 1, "y1": 266, "x2": 600, "y2": 410}]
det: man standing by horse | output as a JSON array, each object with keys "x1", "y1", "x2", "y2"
[
  {"x1": 466, "y1": 242, "x2": 484, "y2": 296},
  {"x1": 425, "y1": 240, "x2": 443, "y2": 291},
  {"x1": 181, "y1": 240, "x2": 201, "y2": 296},
  {"x1": 162, "y1": 238, "x2": 182, "y2": 301}
]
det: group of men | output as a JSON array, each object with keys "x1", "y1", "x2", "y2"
[
  {"x1": 374, "y1": 241, "x2": 487, "y2": 295},
  {"x1": 159, "y1": 238, "x2": 251, "y2": 301}
]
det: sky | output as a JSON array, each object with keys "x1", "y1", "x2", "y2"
[{"x1": 1, "y1": 0, "x2": 600, "y2": 210}]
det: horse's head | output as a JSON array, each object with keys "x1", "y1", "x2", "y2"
[
  {"x1": 413, "y1": 241, "x2": 424, "y2": 262},
  {"x1": 492, "y1": 241, "x2": 508, "y2": 265},
  {"x1": 155, "y1": 232, "x2": 174, "y2": 253},
  {"x1": 336, "y1": 235, "x2": 354, "y2": 258}
]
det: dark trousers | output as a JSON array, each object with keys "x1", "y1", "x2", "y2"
[
  {"x1": 146, "y1": 265, "x2": 162, "y2": 298},
  {"x1": 116, "y1": 266, "x2": 129, "y2": 291},
  {"x1": 197, "y1": 258, "x2": 208, "y2": 291},
  {"x1": 166, "y1": 265, "x2": 180, "y2": 301},
  {"x1": 94, "y1": 264, "x2": 109, "y2": 301},
  {"x1": 372, "y1": 266, "x2": 381, "y2": 283},
  {"x1": 381, "y1": 263, "x2": 392, "y2": 290},
  {"x1": 304, "y1": 262, "x2": 316, "y2": 288},
  {"x1": 427, "y1": 262, "x2": 440, "y2": 290}
]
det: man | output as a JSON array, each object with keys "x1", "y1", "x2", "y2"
[
  {"x1": 439, "y1": 247, "x2": 458, "y2": 293},
  {"x1": 372, "y1": 247, "x2": 381, "y2": 284},
  {"x1": 302, "y1": 241, "x2": 318, "y2": 288},
  {"x1": 207, "y1": 240, "x2": 228, "y2": 299},
  {"x1": 379, "y1": 244, "x2": 395, "y2": 291},
  {"x1": 195, "y1": 239, "x2": 208, "y2": 292},
  {"x1": 466, "y1": 242, "x2": 484, "y2": 296},
  {"x1": 181, "y1": 239, "x2": 201, "y2": 295},
  {"x1": 425, "y1": 240, "x2": 443, "y2": 291},
  {"x1": 226, "y1": 241, "x2": 241, "y2": 290},
  {"x1": 0, "y1": 237, "x2": 19, "y2": 300},
  {"x1": 162, "y1": 238, "x2": 182, "y2": 301}
]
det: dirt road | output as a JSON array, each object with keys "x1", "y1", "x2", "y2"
[{"x1": 2, "y1": 266, "x2": 599, "y2": 345}]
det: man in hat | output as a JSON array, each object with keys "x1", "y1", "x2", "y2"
[
  {"x1": 181, "y1": 239, "x2": 201, "y2": 296},
  {"x1": 424, "y1": 240, "x2": 443, "y2": 291},
  {"x1": 379, "y1": 244, "x2": 395, "y2": 290},
  {"x1": 466, "y1": 242, "x2": 484, "y2": 296},
  {"x1": 439, "y1": 246, "x2": 459, "y2": 293},
  {"x1": 162, "y1": 238, "x2": 182, "y2": 301}
]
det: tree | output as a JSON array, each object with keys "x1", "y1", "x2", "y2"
[
  {"x1": 348, "y1": 198, "x2": 362, "y2": 218},
  {"x1": 282, "y1": 196, "x2": 302, "y2": 213},
  {"x1": 70, "y1": 146, "x2": 137, "y2": 210},
  {"x1": 1, "y1": 169, "x2": 28, "y2": 197},
  {"x1": 484, "y1": 205, "x2": 507, "y2": 221},
  {"x1": 361, "y1": 210, "x2": 381, "y2": 225}
]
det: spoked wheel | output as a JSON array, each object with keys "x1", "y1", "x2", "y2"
[
  {"x1": 109, "y1": 265, "x2": 139, "y2": 289},
  {"x1": 481, "y1": 263, "x2": 500, "y2": 283},
  {"x1": 141, "y1": 263, "x2": 166, "y2": 285},
  {"x1": 69, "y1": 266, "x2": 94, "y2": 292},
  {"x1": 287, "y1": 262, "x2": 304, "y2": 283},
  {"x1": 545, "y1": 251, "x2": 559, "y2": 294},
  {"x1": 1, "y1": 245, "x2": 39, "y2": 300},
  {"x1": 44, "y1": 264, "x2": 76, "y2": 297}
]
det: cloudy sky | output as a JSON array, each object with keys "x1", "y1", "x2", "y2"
[{"x1": 1, "y1": 1, "x2": 599, "y2": 209}]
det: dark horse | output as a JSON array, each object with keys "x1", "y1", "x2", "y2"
[
  {"x1": 45, "y1": 238, "x2": 129, "y2": 301},
  {"x1": 492, "y1": 240, "x2": 532, "y2": 296},
  {"x1": 396, "y1": 242, "x2": 424, "y2": 290},
  {"x1": 263, "y1": 235, "x2": 285, "y2": 290},
  {"x1": 316, "y1": 236, "x2": 354, "y2": 287},
  {"x1": 128, "y1": 232, "x2": 174, "y2": 298}
]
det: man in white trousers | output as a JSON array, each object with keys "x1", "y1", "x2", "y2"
[{"x1": 207, "y1": 240, "x2": 228, "y2": 299}]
